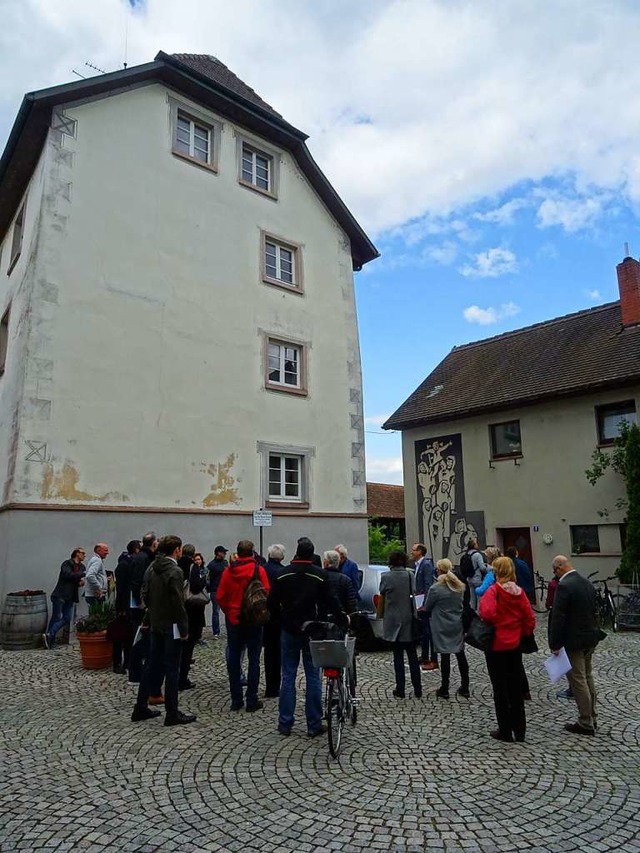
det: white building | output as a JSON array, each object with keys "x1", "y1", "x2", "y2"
[{"x1": 0, "y1": 52, "x2": 378, "y2": 598}]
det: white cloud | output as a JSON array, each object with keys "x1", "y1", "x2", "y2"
[
  {"x1": 536, "y1": 193, "x2": 606, "y2": 232},
  {"x1": 364, "y1": 414, "x2": 390, "y2": 427},
  {"x1": 585, "y1": 289, "x2": 601, "y2": 301},
  {"x1": 424, "y1": 241, "x2": 458, "y2": 266},
  {"x1": 474, "y1": 198, "x2": 527, "y2": 225},
  {"x1": 3, "y1": 1, "x2": 640, "y2": 236},
  {"x1": 463, "y1": 302, "x2": 520, "y2": 325},
  {"x1": 459, "y1": 247, "x2": 518, "y2": 278},
  {"x1": 365, "y1": 456, "x2": 404, "y2": 485}
]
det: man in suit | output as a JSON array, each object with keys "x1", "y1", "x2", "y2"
[
  {"x1": 411, "y1": 543, "x2": 438, "y2": 671},
  {"x1": 549, "y1": 555, "x2": 603, "y2": 736}
]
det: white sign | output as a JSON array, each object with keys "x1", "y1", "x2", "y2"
[{"x1": 252, "y1": 510, "x2": 273, "y2": 527}]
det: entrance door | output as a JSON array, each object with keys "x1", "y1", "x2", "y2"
[{"x1": 497, "y1": 527, "x2": 534, "y2": 570}]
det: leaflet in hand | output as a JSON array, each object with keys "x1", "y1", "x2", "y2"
[
  {"x1": 173, "y1": 623, "x2": 181, "y2": 640},
  {"x1": 414, "y1": 594, "x2": 425, "y2": 609},
  {"x1": 544, "y1": 647, "x2": 572, "y2": 683}
]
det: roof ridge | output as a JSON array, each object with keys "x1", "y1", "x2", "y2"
[{"x1": 453, "y1": 300, "x2": 620, "y2": 353}]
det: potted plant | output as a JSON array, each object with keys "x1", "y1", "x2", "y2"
[{"x1": 76, "y1": 603, "x2": 115, "y2": 669}]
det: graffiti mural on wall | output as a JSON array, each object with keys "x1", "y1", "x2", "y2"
[{"x1": 415, "y1": 434, "x2": 485, "y2": 564}]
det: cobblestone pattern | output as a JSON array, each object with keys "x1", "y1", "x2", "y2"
[{"x1": 1, "y1": 618, "x2": 639, "y2": 852}]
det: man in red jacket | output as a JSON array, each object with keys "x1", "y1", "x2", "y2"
[{"x1": 217, "y1": 540, "x2": 270, "y2": 712}]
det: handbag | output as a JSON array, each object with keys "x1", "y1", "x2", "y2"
[
  {"x1": 184, "y1": 579, "x2": 209, "y2": 607},
  {"x1": 519, "y1": 633, "x2": 538, "y2": 654},
  {"x1": 464, "y1": 613, "x2": 495, "y2": 651}
]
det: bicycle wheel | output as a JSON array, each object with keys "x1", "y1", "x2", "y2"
[
  {"x1": 326, "y1": 678, "x2": 344, "y2": 758},
  {"x1": 606, "y1": 593, "x2": 618, "y2": 632},
  {"x1": 345, "y1": 665, "x2": 357, "y2": 726}
]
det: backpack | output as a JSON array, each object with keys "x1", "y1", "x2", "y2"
[
  {"x1": 460, "y1": 550, "x2": 479, "y2": 579},
  {"x1": 240, "y1": 562, "x2": 269, "y2": 626}
]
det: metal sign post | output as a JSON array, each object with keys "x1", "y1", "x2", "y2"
[{"x1": 252, "y1": 509, "x2": 273, "y2": 559}]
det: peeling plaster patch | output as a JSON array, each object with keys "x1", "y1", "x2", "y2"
[
  {"x1": 41, "y1": 460, "x2": 129, "y2": 503},
  {"x1": 201, "y1": 454, "x2": 240, "y2": 507}
]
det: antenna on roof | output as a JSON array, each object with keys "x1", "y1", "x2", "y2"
[
  {"x1": 71, "y1": 69, "x2": 87, "y2": 79},
  {"x1": 624, "y1": 241, "x2": 630, "y2": 258},
  {"x1": 85, "y1": 61, "x2": 107, "y2": 74}
]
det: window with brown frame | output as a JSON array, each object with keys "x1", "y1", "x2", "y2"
[
  {"x1": 265, "y1": 337, "x2": 307, "y2": 396},
  {"x1": 596, "y1": 400, "x2": 637, "y2": 446},
  {"x1": 489, "y1": 420, "x2": 522, "y2": 459},
  {"x1": 261, "y1": 233, "x2": 302, "y2": 291}
]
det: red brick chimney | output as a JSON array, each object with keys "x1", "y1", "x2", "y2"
[{"x1": 616, "y1": 255, "x2": 640, "y2": 327}]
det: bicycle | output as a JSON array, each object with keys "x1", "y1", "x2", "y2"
[
  {"x1": 306, "y1": 618, "x2": 360, "y2": 759},
  {"x1": 587, "y1": 572, "x2": 618, "y2": 632},
  {"x1": 533, "y1": 570, "x2": 548, "y2": 607}
]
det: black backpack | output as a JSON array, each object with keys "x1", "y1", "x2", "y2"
[{"x1": 459, "y1": 550, "x2": 479, "y2": 579}]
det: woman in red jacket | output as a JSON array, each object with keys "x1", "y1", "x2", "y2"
[{"x1": 479, "y1": 556, "x2": 536, "y2": 742}]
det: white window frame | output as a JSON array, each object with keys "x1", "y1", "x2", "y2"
[
  {"x1": 263, "y1": 334, "x2": 308, "y2": 397},
  {"x1": 237, "y1": 134, "x2": 279, "y2": 199},
  {"x1": 261, "y1": 231, "x2": 303, "y2": 292},
  {"x1": 257, "y1": 441, "x2": 314, "y2": 508},
  {"x1": 169, "y1": 97, "x2": 221, "y2": 173}
]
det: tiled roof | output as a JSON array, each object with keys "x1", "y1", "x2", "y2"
[
  {"x1": 170, "y1": 53, "x2": 283, "y2": 119},
  {"x1": 367, "y1": 483, "x2": 405, "y2": 518},
  {"x1": 385, "y1": 301, "x2": 640, "y2": 430}
]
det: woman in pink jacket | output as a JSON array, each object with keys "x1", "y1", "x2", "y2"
[{"x1": 479, "y1": 557, "x2": 535, "y2": 743}]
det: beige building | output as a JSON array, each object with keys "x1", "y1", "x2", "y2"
[
  {"x1": 0, "y1": 52, "x2": 378, "y2": 598},
  {"x1": 384, "y1": 257, "x2": 640, "y2": 581}
]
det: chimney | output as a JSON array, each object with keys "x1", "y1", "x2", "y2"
[{"x1": 616, "y1": 255, "x2": 640, "y2": 327}]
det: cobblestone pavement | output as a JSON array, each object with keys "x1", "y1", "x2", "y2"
[{"x1": 1, "y1": 618, "x2": 639, "y2": 853}]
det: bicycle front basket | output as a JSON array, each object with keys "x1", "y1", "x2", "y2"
[{"x1": 309, "y1": 636, "x2": 355, "y2": 668}]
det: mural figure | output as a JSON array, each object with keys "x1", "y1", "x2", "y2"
[{"x1": 415, "y1": 434, "x2": 485, "y2": 564}]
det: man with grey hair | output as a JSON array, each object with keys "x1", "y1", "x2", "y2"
[
  {"x1": 263, "y1": 544, "x2": 286, "y2": 698},
  {"x1": 549, "y1": 555, "x2": 603, "y2": 736},
  {"x1": 323, "y1": 550, "x2": 358, "y2": 617},
  {"x1": 84, "y1": 543, "x2": 109, "y2": 606},
  {"x1": 335, "y1": 544, "x2": 361, "y2": 603}
]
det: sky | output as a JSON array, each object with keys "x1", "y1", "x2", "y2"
[{"x1": 2, "y1": 0, "x2": 640, "y2": 485}]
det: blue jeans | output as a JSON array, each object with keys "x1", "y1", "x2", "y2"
[
  {"x1": 136, "y1": 628, "x2": 183, "y2": 717},
  {"x1": 278, "y1": 630, "x2": 323, "y2": 734},
  {"x1": 226, "y1": 619, "x2": 262, "y2": 708},
  {"x1": 211, "y1": 600, "x2": 220, "y2": 636},
  {"x1": 46, "y1": 598, "x2": 74, "y2": 646}
]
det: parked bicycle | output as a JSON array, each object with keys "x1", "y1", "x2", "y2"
[
  {"x1": 587, "y1": 572, "x2": 618, "y2": 632},
  {"x1": 533, "y1": 570, "x2": 548, "y2": 605},
  {"x1": 305, "y1": 615, "x2": 363, "y2": 759}
]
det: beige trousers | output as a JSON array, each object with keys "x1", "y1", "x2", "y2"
[{"x1": 566, "y1": 647, "x2": 597, "y2": 730}]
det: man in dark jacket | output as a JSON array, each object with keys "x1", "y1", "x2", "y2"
[
  {"x1": 549, "y1": 555, "x2": 603, "y2": 736},
  {"x1": 43, "y1": 548, "x2": 86, "y2": 648},
  {"x1": 412, "y1": 543, "x2": 438, "y2": 671},
  {"x1": 323, "y1": 549, "x2": 358, "y2": 617},
  {"x1": 263, "y1": 544, "x2": 286, "y2": 698},
  {"x1": 506, "y1": 547, "x2": 535, "y2": 605},
  {"x1": 269, "y1": 539, "x2": 343, "y2": 737},
  {"x1": 127, "y1": 532, "x2": 158, "y2": 683},
  {"x1": 206, "y1": 545, "x2": 228, "y2": 639},
  {"x1": 111, "y1": 540, "x2": 141, "y2": 674},
  {"x1": 131, "y1": 535, "x2": 196, "y2": 727}
]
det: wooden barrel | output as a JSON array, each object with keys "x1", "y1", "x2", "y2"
[
  {"x1": 77, "y1": 631, "x2": 112, "y2": 669},
  {"x1": 0, "y1": 593, "x2": 49, "y2": 650}
]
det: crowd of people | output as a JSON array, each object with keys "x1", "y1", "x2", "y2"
[{"x1": 42, "y1": 531, "x2": 605, "y2": 740}]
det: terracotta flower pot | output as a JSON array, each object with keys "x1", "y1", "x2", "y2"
[{"x1": 77, "y1": 630, "x2": 112, "y2": 669}]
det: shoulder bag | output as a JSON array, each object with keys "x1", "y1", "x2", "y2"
[{"x1": 464, "y1": 612, "x2": 495, "y2": 651}]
